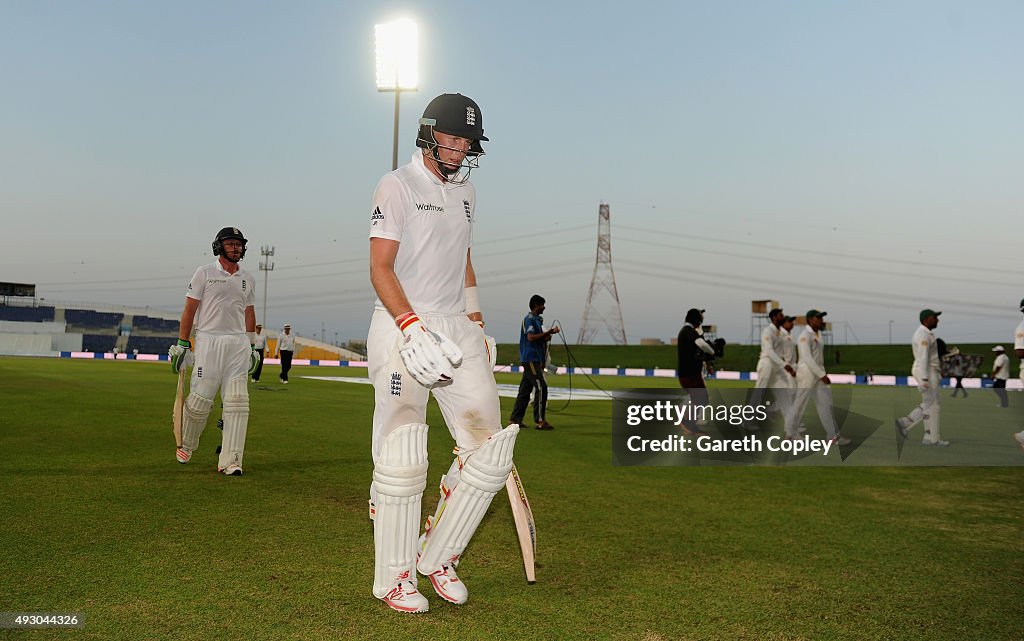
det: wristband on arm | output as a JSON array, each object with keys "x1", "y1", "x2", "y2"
[{"x1": 464, "y1": 286, "x2": 480, "y2": 315}]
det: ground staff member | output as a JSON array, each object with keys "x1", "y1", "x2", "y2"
[
  {"x1": 365, "y1": 93, "x2": 516, "y2": 614},
  {"x1": 274, "y1": 324, "x2": 295, "y2": 383},
  {"x1": 510, "y1": 294, "x2": 560, "y2": 430}
]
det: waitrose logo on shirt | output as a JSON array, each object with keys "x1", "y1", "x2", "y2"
[{"x1": 415, "y1": 203, "x2": 445, "y2": 213}]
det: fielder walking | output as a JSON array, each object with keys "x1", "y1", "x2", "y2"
[
  {"x1": 991, "y1": 345, "x2": 1009, "y2": 408},
  {"x1": 168, "y1": 227, "x2": 259, "y2": 476},
  {"x1": 784, "y1": 310, "x2": 850, "y2": 444},
  {"x1": 750, "y1": 308, "x2": 797, "y2": 416},
  {"x1": 366, "y1": 93, "x2": 516, "y2": 613},
  {"x1": 896, "y1": 309, "x2": 948, "y2": 446},
  {"x1": 510, "y1": 294, "x2": 560, "y2": 430},
  {"x1": 1013, "y1": 299, "x2": 1024, "y2": 450}
]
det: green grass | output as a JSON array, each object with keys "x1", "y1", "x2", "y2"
[
  {"x1": 496, "y1": 342, "x2": 1014, "y2": 376},
  {"x1": 1, "y1": 357, "x2": 1022, "y2": 640}
]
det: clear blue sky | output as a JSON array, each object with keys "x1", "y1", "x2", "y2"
[{"x1": 2, "y1": 1, "x2": 1021, "y2": 347}]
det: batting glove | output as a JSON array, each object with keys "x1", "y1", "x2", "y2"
[
  {"x1": 476, "y1": 320, "x2": 497, "y2": 370},
  {"x1": 397, "y1": 313, "x2": 463, "y2": 387},
  {"x1": 169, "y1": 339, "x2": 191, "y2": 374},
  {"x1": 248, "y1": 346, "x2": 260, "y2": 376}
]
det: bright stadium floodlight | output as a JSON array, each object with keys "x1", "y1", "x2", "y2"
[{"x1": 375, "y1": 19, "x2": 419, "y2": 170}]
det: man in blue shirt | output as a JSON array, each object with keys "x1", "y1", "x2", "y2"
[{"x1": 510, "y1": 294, "x2": 560, "y2": 430}]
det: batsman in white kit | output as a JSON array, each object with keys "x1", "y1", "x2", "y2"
[
  {"x1": 168, "y1": 227, "x2": 260, "y2": 476},
  {"x1": 366, "y1": 93, "x2": 516, "y2": 613}
]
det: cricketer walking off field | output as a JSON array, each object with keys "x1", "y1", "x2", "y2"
[
  {"x1": 896, "y1": 309, "x2": 948, "y2": 446},
  {"x1": 169, "y1": 227, "x2": 260, "y2": 476},
  {"x1": 366, "y1": 93, "x2": 516, "y2": 614}
]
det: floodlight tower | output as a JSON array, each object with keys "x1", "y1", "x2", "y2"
[
  {"x1": 578, "y1": 203, "x2": 627, "y2": 345},
  {"x1": 259, "y1": 246, "x2": 275, "y2": 325},
  {"x1": 375, "y1": 19, "x2": 419, "y2": 170}
]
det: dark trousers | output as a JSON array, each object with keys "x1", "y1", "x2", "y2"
[
  {"x1": 677, "y1": 375, "x2": 709, "y2": 406},
  {"x1": 280, "y1": 350, "x2": 293, "y2": 381},
  {"x1": 994, "y1": 379, "x2": 1008, "y2": 407},
  {"x1": 511, "y1": 362, "x2": 548, "y2": 424},
  {"x1": 951, "y1": 376, "x2": 967, "y2": 396},
  {"x1": 252, "y1": 348, "x2": 265, "y2": 381}
]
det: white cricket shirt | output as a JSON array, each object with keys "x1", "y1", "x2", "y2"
[
  {"x1": 993, "y1": 353, "x2": 1009, "y2": 380},
  {"x1": 781, "y1": 329, "x2": 795, "y2": 365},
  {"x1": 796, "y1": 328, "x2": 826, "y2": 379},
  {"x1": 911, "y1": 324, "x2": 939, "y2": 379},
  {"x1": 369, "y1": 151, "x2": 476, "y2": 315},
  {"x1": 185, "y1": 262, "x2": 256, "y2": 334},
  {"x1": 758, "y1": 324, "x2": 786, "y2": 368},
  {"x1": 1016, "y1": 318, "x2": 1024, "y2": 378}
]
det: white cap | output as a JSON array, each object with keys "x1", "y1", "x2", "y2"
[
  {"x1": 283, "y1": 323, "x2": 291, "y2": 328},
  {"x1": 993, "y1": 345, "x2": 1005, "y2": 352}
]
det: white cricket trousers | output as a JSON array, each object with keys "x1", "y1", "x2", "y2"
[
  {"x1": 785, "y1": 370, "x2": 839, "y2": 439},
  {"x1": 367, "y1": 310, "x2": 501, "y2": 460}
]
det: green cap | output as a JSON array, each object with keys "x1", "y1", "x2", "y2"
[
  {"x1": 806, "y1": 309, "x2": 827, "y2": 320},
  {"x1": 919, "y1": 309, "x2": 941, "y2": 322}
]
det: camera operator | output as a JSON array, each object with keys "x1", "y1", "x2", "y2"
[{"x1": 677, "y1": 308, "x2": 719, "y2": 411}]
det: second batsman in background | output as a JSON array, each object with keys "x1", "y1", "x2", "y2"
[
  {"x1": 365, "y1": 92, "x2": 517, "y2": 614},
  {"x1": 168, "y1": 227, "x2": 259, "y2": 476},
  {"x1": 509, "y1": 294, "x2": 560, "y2": 430}
]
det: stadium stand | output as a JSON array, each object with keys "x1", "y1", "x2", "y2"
[
  {"x1": 65, "y1": 309, "x2": 124, "y2": 328},
  {"x1": 0, "y1": 305, "x2": 56, "y2": 322},
  {"x1": 132, "y1": 315, "x2": 180, "y2": 333},
  {"x1": 82, "y1": 334, "x2": 117, "y2": 353},
  {"x1": 126, "y1": 335, "x2": 175, "y2": 355}
]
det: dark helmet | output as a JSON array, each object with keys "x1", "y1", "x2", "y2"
[
  {"x1": 212, "y1": 227, "x2": 248, "y2": 260},
  {"x1": 417, "y1": 93, "x2": 488, "y2": 154},
  {"x1": 685, "y1": 308, "x2": 705, "y2": 326}
]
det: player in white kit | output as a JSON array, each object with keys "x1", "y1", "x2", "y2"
[
  {"x1": 169, "y1": 227, "x2": 259, "y2": 475},
  {"x1": 366, "y1": 93, "x2": 516, "y2": 613},
  {"x1": 1012, "y1": 299, "x2": 1024, "y2": 450},
  {"x1": 784, "y1": 310, "x2": 850, "y2": 445},
  {"x1": 896, "y1": 309, "x2": 948, "y2": 446}
]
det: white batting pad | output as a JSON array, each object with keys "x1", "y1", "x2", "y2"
[
  {"x1": 417, "y1": 424, "x2": 519, "y2": 574},
  {"x1": 217, "y1": 376, "x2": 249, "y2": 470},
  {"x1": 181, "y1": 392, "x2": 214, "y2": 451},
  {"x1": 372, "y1": 423, "x2": 429, "y2": 598}
]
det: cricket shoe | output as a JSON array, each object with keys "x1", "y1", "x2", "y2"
[
  {"x1": 218, "y1": 463, "x2": 243, "y2": 476},
  {"x1": 895, "y1": 417, "x2": 910, "y2": 440},
  {"x1": 830, "y1": 435, "x2": 852, "y2": 446},
  {"x1": 535, "y1": 420, "x2": 554, "y2": 430},
  {"x1": 921, "y1": 439, "x2": 950, "y2": 447},
  {"x1": 1014, "y1": 432, "x2": 1024, "y2": 451},
  {"x1": 423, "y1": 563, "x2": 468, "y2": 605},
  {"x1": 175, "y1": 448, "x2": 191, "y2": 464},
  {"x1": 380, "y1": 580, "x2": 429, "y2": 614}
]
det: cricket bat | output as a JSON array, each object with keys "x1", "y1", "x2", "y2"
[
  {"x1": 506, "y1": 463, "x2": 537, "y2": 583},
  {"x1": 172, "y1": 367, "x2": 184, "y2": 447}
]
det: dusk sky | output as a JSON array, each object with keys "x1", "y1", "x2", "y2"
[{"x1": 2, "y1": 1, "x2": 1021, "y2": 347}]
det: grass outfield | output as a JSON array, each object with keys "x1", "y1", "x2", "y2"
[{"x1": 1, "y1": 357, "x2": 1022, "y2": 640}]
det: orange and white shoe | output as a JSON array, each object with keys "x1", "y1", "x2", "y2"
[
  {"x1": 425, "y1": 564, "x2": 468, "y2": 605},
  {"x1": 380, "y1": 580, "x2": 429, "y2": 613},
  {"x1": 175, "y1": 447, "x2": 191, "y2": 464}
]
